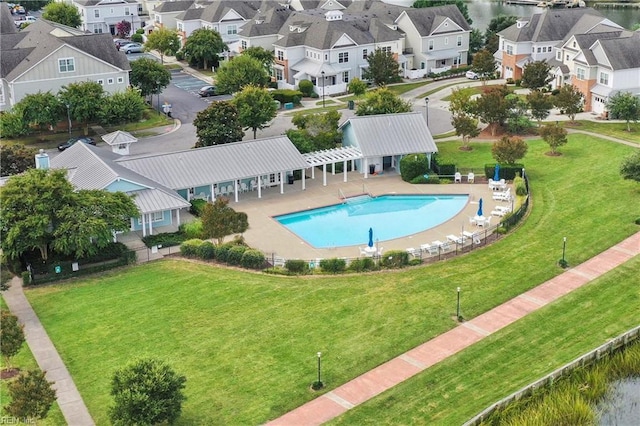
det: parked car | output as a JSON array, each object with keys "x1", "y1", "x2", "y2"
[
  {"x1": 466, "y1": 70, "x2": 480, "y2": 80},
  {"x1": 58, "y1": 137, "x2": 96, "y2": 151},
  {"x1": 121, "y1": 42, "x2": 144, "y2": 54},
  {"x1": 113, "y1": 39, "x2": 129, "y2": 50},
  {"x1": 198, "y1": 86, "x2": 217, "y2": 97}
]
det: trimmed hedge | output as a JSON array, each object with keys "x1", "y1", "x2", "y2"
[
  {"x1": 270, "y1": 89, "x2": 303, "y2": 105},
  {"x1": 227, "y1": 245, "x2": 247, "y2": 265},
  {"x1": 241, "y1": 249, "x2": 266, "y2": 269},
  {"x1": 400, "y1": 153, "x2": 430, "y2": 182},
  {"x1": 319, "y1": 258, "x2": 346, "y2": 274},
  {"x1": 142, "y1": 232, "x2": 188, "y2": 249},
  {"x1": 180, "y1": 239, "x2": 204, "y2": 257},
  {"x1": 379, "y1": 250, "x2": 409, "y2": 268},
  {"x1": 285, "y1": 259, "x2": 309, "y2": 274},
  {"x1": 485, "y1": 164, "x2": 525, "y2": 181},
  {"x1": 347, "y1": 257, "x2": 376, "y2": 272},
  {"x1": 198, "y1": 241, "x2": 216, "y2": 259}
]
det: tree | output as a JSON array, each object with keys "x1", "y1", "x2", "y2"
[
  {"x1": 193, "y1": 101, "x2": 244, "y2": 147},
  {"x1": 1, "y1": 310, "x2": 25, "y2": 368},
  {"x1": 348, "y1": 78, "x2": 367, "y2": 97},
  {"x1": 607, "y1": 91, "x2": 640, "y2": 132},
  {"x1": 233, "y1": 86, "x2": 277, "y2": 139},
  {"x1": 521, "y1": 60, "x2": 553, "y2": 90},
  {"x1": 116, "y1": 20, "x2": 131, "y2": 38},
  {"x1": 474, "y1": 85, "x2": 514, "y2": 136},
  {"x1": 16, "y1": 92, "x2": 62, "y2": 137},
  {"x1": 492, "y1": 136, "x2": 528, "y2": 165},
  {"x1": 448, "y1": 88, "x2": 475, "y2": 116},
  {"x1": 129, "y1": 57, "x2": 172, "y2": 99},
  {"x1": 539, "y1": 123, "x2": 568, "y2": 155},
  {"x1": 201, "y1": 198, "x2": 249, "y2": 245},
  {"x1": 484, "y1": 15, "x2": 517, "y2": 55},
  {"x1": 469, "y1": 28, "x2": 484, "y2": 56},
  {"x1": 57, "y1": 81, "x2": 105, "y2": 134},
  {"x1": 42, "y1": 2, "x2": 81, "y2": 28},
  {"x1": 4, "y1": 370, "x2": 56, "y2": 421},
  {"x1": 182, "y1": 28, "x2": 227, "y2": 70},
  {"x1": 145, "y1": 28, "x2": 181, "y2": 64},
  {"x1": 20, "y1": 0, "x2": 50, "y2": 13},
  {"x1": 215, "y1": 55, "x2": 270, "y2": 94},
  {"x1": 362, "y1": 48, "x2": 400, "y2": 87},
  {"x1": 242, "y1": 46, "x2": 274, "y2": 74},
  {"x1": 471, "y1": 49, "x2": 496, "y2": 83},
  {"x1": 0, "y1": 144, "x2": 38, "y2": 176},
  {"x1": 98, "y1": 88, "x2": 146, "y2": 125},
  {"x1": 527, "y1": 90, "x2": 554, "y2": 126},
  {"x1": 620, "y1": 151, "x2": 640, "y2": 182},
  {"x1": 288, "y1": 110, "x2": 342, "y2": 153},
  {"x1": 109, "y1": 358, "x2": 186, "y2": 426},
  {"x1": 355, "y1": 88, "x2": 412, "y2": 116},
  {"x1": 0, "y1": 110, "x2": 28, "y2": 139},
  {"x1": 451, "y1": 114, "x2": 480, "y2": 150},
  {"x1": 554, "y1": 84, "x2": 584, "y2": 122},
  {"x1": 413, "y1": 0, "x2": 472, "y2": 25}
]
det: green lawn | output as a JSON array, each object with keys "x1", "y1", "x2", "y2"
[
  {"x1": 562, "y1": 120, "x2": 640, "y2": 144},
  {"x1": 24, "y1": 135, "x2": 639, "y2": 425},
  {"x1": 441, "y1": 84, "x2": 515, "y2": 101}
]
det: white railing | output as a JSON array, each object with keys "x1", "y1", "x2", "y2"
[
  {"x1": 430, "y1": 65, "x2": 452, "y2": 75},
  {"x1": 405, "y1": 68, "x2": 429, "y2": 79},
  {"x1": 314, "y1": 83, "x2": 347, "y2": 97}
]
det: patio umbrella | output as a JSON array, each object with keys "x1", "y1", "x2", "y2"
[
  {"x1": 477, "y1": 198, "x2": 484, "y2": 217},
  {"x1": 493, "y1": 164, "x2": 501, "y2": 181},
  {"x1": 368, "y1": 227, "x2": 374, "y2": 248}
]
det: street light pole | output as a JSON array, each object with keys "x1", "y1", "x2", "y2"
[
  {"x1": 317, "y1": 352, "x2": 322, "y2": 388},
  {"x1": 425, "y1": 97, "x2": 429, "y2": 127},
  {"x1": 456, "y1": 287, "x2": 461, "y2": 320},
  {"x1": 562, "y1": 237, "x2": 567, "y2": 266},
  {"x1": 65, "y1": 103, "x2": 72, "y2": 135}
]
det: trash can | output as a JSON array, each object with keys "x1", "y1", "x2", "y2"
[
  {"x1": 287, "y1": 174, "x2": 294, "y2": 184},
  {"x1": 348, "y1": 100, "x2": 355, "y2": 110},
  {"x1": 369, "y1": 164, "x2": 376, "y2": 175}
]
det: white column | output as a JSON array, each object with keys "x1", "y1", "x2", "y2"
[
  {"x1": 176, "y1": 209, "x2": 180, "y2": 226},
  {"x1": 234, "y1": 180, "x2": 238, "y2": 203},
  {"x1": 364, "y1": 158, "x2": 369, "y2": 179},
  {"x1": 148, "y1": 214, "x2": 153, "y2": 236},
  {"x1": 141, "y1": 214, "x2": 146, "y2": 237},
  {"x1": 343, "y1": 160, "x2": 347, "y2": 182},
  {"x1": 311, "y1": 166, "x2": 315, "y2": 179},
  {"x1": 322, "y1": 163, "x2": 327, "y2": 186},
  {"x1": 279, "y1": 172, "x2": 284, "y2": 194},
  {"x1": 331, "y1": 162, "x2": 335, "y2": 175},
  {"x1": 302, "y1": 168, "x2": 306, "y2": 190},
  {"x1": 210, "y1": 183, "x2": 215, "y2": 200},
  {"x1": 258, "y1": 175, "x2": 262, "y2": 199}
]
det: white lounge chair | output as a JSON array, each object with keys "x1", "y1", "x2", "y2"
[
  {"x1": 454, "y1": 172, "x2": 462, "y2": 183},
  {"x1": 478, "y1": 216, "x2": 492, "y2": 227},
  {"x1": 469, "y1": 216, "x2": 477, "y2": 225},
  {"x1": 493, "y1": 189, "x2": 511, "y2": 201},
  {"x1": 240, "y1": 182, "x2": 248, "y2": 193},
  {"x1": 447, "y1": 234, "x2": 465, "y2": 245},
  {"x1": 250, "y1": 180, "x2": 257, "y2": 191},
  {"x1": 467, "y1": 172, "x2": 475, "y2": 183},
  {"x1": 406, "y1": 248, "x2": 420, "y2": 257}
]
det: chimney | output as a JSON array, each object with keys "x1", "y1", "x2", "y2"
[{"x1": 35, "y1": 149, "x2": 50, "y2": 170}]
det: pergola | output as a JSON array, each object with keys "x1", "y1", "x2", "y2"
[{"x1": 303, "y1": 146, "x2": 363, "y2": 186}]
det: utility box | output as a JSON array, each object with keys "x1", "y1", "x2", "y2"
[{"x1": 284, "y1": 102, "x2": 294, "y2": 110}]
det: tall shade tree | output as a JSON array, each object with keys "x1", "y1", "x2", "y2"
[
  {"x1": 527, "y1": 90, "x2": 554, "y2": 126},
  {"x1": 0, "y1": 110, "x2": 28, "y2": 139},
  {"x1": 57, "y1": 81, "x2": 105, "y2": 134},
  {"x1": 470, "y1": 49, "x2": 496, "y2": 83},
  {"x1": 98, "y1": 88, "x2": 146, "y2": 125},
  {"x1": 42, "y1": 2, "x2": 81, "y2": 28},
  {"x1": 607, "y1": 91, "x2": 640, "y2": 131},
  {"x1": 539, "y1": 123, "x2": 568, "y2": 155},
  {"x1": 521, "y1": 60, "x2": 553, "y2": 90},
  {"x1": 362, "y1": 48, "x2": 401, "y2": 87},
  {"x1": 451, "y1": 114, "x2": 480, "y2": 150},
  {"x1": 129, "y1": 57, "x2": 171, "y2": 99},
  {"x1": 0, "y1": 144, "x2": 38, "y2": 176},
  {"x1": 288, "y1": 110, "x2": 342, "y2": 153},
  {"x1": 215, "y1": 55, "x2": 270, "y2": 94},
  {"x1": 242, "y1": 46, "x2": 275, "y2": 74},
  {"x1": 491, "y1": 136, "x2": 528, "y2": 165},
  {"x1": 116, "y1": 20, "x2": 131, "y2": 38},
  {"x1": 145, "y1": 28, "x2": 181, "y2": 64},
  {"x1": 4, "y1": 370, "x2": 56, "y2": 421},
  {"x1": 554, "y1": 84, "x2": 584, "y2": 122},
  {"x1": 201, "y1": 198, "x2": 249, "y2": 245},
  {"x1": 620, "y1": 151, "x2": 640, "y2": 182},
  {"x1": 355, "y1": 88, "x2": 412, "y2": 116},
  {"x1": 109, "y1": 358, "x2": 186, "y2": 426},
  {"x1": 193, "y1": 101, "x2": 244, "y2": 147},
  {"x1": 233, "y1": 85, "x2": 277, "y2": 139},
  {"x1": 484, "y1": 15, "x2": 517, "y2": 55},
  {"x1": 182, "y1": 28, "x2": 227, "y2": 70},
  {"x1": 474, "y1": 85, "x2": 514, "y2": 135},
  {"x1": 469, "y1": 28, "x2": 484, "y2": 56},
  {"x1": 0, "y1": 310, "x2": 25, "y2": 368},
  {"x1": 448, "y1": 87, "x2": 475, "y2": 116},
  {"x1": 15, "y1": 92, "x2": 61, "y2": 137}
]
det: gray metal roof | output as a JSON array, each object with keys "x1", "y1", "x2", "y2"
[
  {"x1": 177, "y1": 0, "x2": 261, "y2": 22},
  {"x1": 154, "y1": 0, "x2": 195, "y2": 13},
  {"x1": 339, "y1": 112, "x2": 437, "y2": 157},
  {"x1": 102, "y1": 130, "x2": 138, "y2": 146},
  {"x1": 131, "y1": 188, "x2": 191, "y2": 213},
  {"x1": 116, "y1": 136, "x2": 309, "y2": 189}
]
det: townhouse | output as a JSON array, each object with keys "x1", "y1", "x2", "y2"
[{"x1": 67, "y1": 0, "x2": 144, "y2": 34}]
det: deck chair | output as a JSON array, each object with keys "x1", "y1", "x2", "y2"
[
  {"x1": 454, "y1": 172, "x2": 462, "y2": 183},
  {"x1": 467, "y1": 172, "x2": 475, "y2": 183},
  {"x1": 406, "y1": 248, "x2": 420, "y2": 257},
  {"x1": 240, "y1": 182, "x2": 248, "y2": 193},
  {"x1": 447, "y1": 234, "x2": 464, "y2": 245},
  {"x1": 478, "y1": 216, "x2": 492, "y2": 227}
]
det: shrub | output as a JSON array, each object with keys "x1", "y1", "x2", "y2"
[
  {"x1": 270, "y1": 89, "x2": 304, "y2": 104},
  {"x1": 347, "y1": 257, "x2": 376, "y2": 272},
  {"x1": 379, "y1": 250, "x2": 409, "y2": 268},
  {"x1": 174, "y1": 50, "x2": 185, "y2": 61},
  {"x1": 285, "y1": 259, "x2": 309, "y2": 274},
  {"x1": 131, "y1": 33, "x2": 143, "y2": 43},
  {"x1": 21, "y1": 271, "x2": 31, "y2": 286},
  {"x1": 319, "y1": 258, "x2": 346, "y2": 274},
  {"x1": 506, "y1": 78, "x2": 515, "y2": 85},
  {"x1": 399, "y1": 153, "x2": 429, "y2": 182},
  {"x1": 310, "y1": 92, "x2": 319, "y2": 98},
  {"x1": 197, "y1": 241, "x2": 216, "y2": 260},
  {"x1": 514, "y1": 79, "x2": 522, "y2": 87},
  {"x1": 241, "y1": 249, "x2": 266, "y2": 269},
  {"x1": 179, "y1": 219, "x2": 203, "y2": 239},
  {"x1": 215, "y1": 243, "x2": 233, "y2": 263},
  {"x1": 226, "y1": 245, "x2": 247, "y2": 265},
  {"x1": 142, "y1": 232, "x2": 187, "y2": 248},
  {"x1": 298, "y1": 80, "x2": 314, "y2": 97},
  {"x1": 136, "y1": 28, "x2": 144, "y2": 34},
  {"x1": 190, "y1": 199, "x2": 207, "y2": 216},
  {"x1": 180, "y1": 239, "x2": 203, "y2": 257},
  {"x1": 0, "y1": 110, "x2": 28, "y2": 139},
  {"x1": 513, "y1": 173, "x2": 527, "y2": 196},
  {"x1": 484, "y1": 164, "x2": 525, "y2": 181},
  {"x1": 410, "y1": 173, "x2": 440, "y2": 184}
]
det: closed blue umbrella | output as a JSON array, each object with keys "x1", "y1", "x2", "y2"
[
  {"x1": 477, "y1": 198, "x2": 484, "y2": 217},
  {"x1": 493, "y1": 164, "x2": 501, "y2": 181},
  {"x1": 368, "y1": 227, "x2": 374, "y2": 248}
]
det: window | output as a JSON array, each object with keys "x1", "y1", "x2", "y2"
[
  {"x1": 117, "y1": 77, "x2": 124, "y2": 83},
  {"x1": 420, "y1": 62, "x2": 425, "y2": 69},
  {"x1": 325, "y1": 54, "x2": 328, "y2": 60},
  {"x1": 342, "y1": 71, "x2": 349, "y2": 83},
  {"x1": 137, "y1": 212, "x2": 164, "y2": 225},
  {"x1": 275, "y1": 68, "x2": 283, "y2": 81},
  {"x1": 556, "y1": 51, "x2": 561, "y2": 60},
  {"x1": 110, "y1": 8, "x2": 114, "y2": 14},
  {"x1": 381, "y1": 46, "x2": 391, "y2": 53},
  {"x1": 155, "y1": 15, "x2": 160, "y2": 23},
  {"x1": 94, "y1": 9, "x2": 99, "y2": 18},
  {"x1": 276, "y1": 50, "x2": 283, "y2": 61},
  {"x1": 428, "y1": 40, "x2": 434, "y2": 51},
  {"x1": 107, "y1": 78, "x2": 114, "y2": 84},
  {"x1": 362, "y1": 48, "x2": 368, "y2": 59},
  {"x1": 454, "y1": 54, "x2": 461, "y2": 66},
  {"x1": 177, "y1": 23, "x2": 183, "y2": 31},
  {"x1": 338, "y1": 52, "x2": 348, "y2": 63},
  {"x1": 572, "y1": 41, "x2": 576, "y2": 48},
  {"x1": 241, "y1": 40, "x2": 247, "y2": 50},
  {"x1": 97, "y1": 79, "x2": 104, "y2": 85},
  {"x1": 445, "y1": 37, "x2": 449, "y2": 45},
  {"x1": 227, "y1": 25, "x2": 237, "y2": 35},
  {"x1": 93, "y1": 27, "x2": 103, "y2": 33},
  {"x1": 566, "y1": 54, "x2": 569, "y2": 61},
  {"x1": 576, "y1": 67, "x2": 585, "y2": 80},
  {"x1": 599, "y1": 72, "x2": 609, "y2": 85},
  {"x1": 58, "y1": 58, "x2": 75, "y2": 73},
  {"x1": 125, "y1": 7, "x2": 130, "y2": 15},
  {"x1": 506, "y1": 45, "x2": 513, "y2": 55},
  {"x1": 537, "y1": 47, "x2": 541, "y2": 53},
  {"x1": 457, "y1": 35, "x2": 462, "y2": 47}
]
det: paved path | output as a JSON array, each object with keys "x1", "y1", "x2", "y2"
[
  {"x1": 267, "y1": 232, "x2": 640, "y2": 426},
  {"x1": 3, "y1": 277, "x2": 95, "y2": 426}
]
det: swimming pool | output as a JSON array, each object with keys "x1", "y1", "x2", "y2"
[{"x1": 275, "y1": 194, "x2": 469, "y2": 248}]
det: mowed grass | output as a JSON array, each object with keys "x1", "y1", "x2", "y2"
[
  {"x1": 25, "y1": 135, "x2": 639, "y2": 425},
  {"x1": 563, "y1": 120, "x2": 640, "y2": 144}
]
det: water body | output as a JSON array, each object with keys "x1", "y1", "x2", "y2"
[{"x1": 597, "y1": 377, "x2": 640, "y2": 425}]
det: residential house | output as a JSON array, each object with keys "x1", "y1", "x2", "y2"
[
  {"x1": 70, "y1": 0, "x2": 144, "y2": 35},
  {"x1": 495, "y1": 8, "x2": 621, "y2": 81},
  {"x1": 394, "y1": 5, "x2": 472, "y2": 77},
  {"x1": 238, "y1": 3, "x2": 293, "y2": 51},
  {"x1": 0, "y1": 12, "x2": 130, "y2": 112},
  {"x1": 150, "y1": 0, "x2": 196, "y2": 31}
]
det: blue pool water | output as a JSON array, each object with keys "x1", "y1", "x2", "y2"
[{"x1": 275, "y1": 194, "x2": 469, "y2": 248}]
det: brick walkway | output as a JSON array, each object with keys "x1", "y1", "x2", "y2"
[{"x1": 267, "y1": 232, "x2": 640, "y2": 426}]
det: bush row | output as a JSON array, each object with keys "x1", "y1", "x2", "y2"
[
  {"x1": 269, "y1": 252, "x2": 412, "y2": 275},
  {"x1": 270, "y1": 89, "x2": 303, "y2": 105},
  {"x1": 484, "y1": 164, "x2": 525, "y2": 181},
  {"x1": 180, "y1": 239, "x2": 266, "y2": 269}
]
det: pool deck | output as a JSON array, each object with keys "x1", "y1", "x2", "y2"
[{"x1": 228, "y1": 171, "x2": 509, "y2": 260}]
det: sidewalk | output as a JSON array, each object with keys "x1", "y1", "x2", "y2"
[{"x1": 267, "y1": 232, "x2": 640, "y2": 425}]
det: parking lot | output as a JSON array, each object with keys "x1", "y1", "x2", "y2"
[{"x1": 170, "y1": 72, "x2": 232, "y2": 103}]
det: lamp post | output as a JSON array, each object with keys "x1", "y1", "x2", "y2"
[
  {"x1": 65, "y1": 103, "x2": 72, "y2": 135},
  {"x1": 315, "y1": 352, "x2": 323, "y2": 389},
  {"x1": 321, "y1": 71, "x2": 325, "y2": 108},
  {"x1": 456, "y1": 287, "x2": 461, "y2": 320},
  {"x1": 425, "y1": 97, "x2": 429, "y2": 127},
  {"x1": 561, "y1": 237, "x2": 567, "y2": 267}
]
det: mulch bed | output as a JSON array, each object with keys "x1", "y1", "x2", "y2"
[{"x1": 1, "y1": 368, "x2": 20, "y2": 380}]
